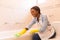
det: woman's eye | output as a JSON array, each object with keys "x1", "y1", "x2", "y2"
[{"x1": 32, "y1": 11, "x2": 34, "y2": 13}]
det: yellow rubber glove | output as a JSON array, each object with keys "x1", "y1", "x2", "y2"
[
  {"x1": 19, "y1": 28, "x2": 27, "y2": 35},
  {"x1": 30, "y1": 29, "x2": 39, "y2": 34},
  {"x1": 15, "y1": 28, "x2": 28, "y2": 37}
]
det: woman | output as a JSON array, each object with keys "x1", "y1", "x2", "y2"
[{"x1": 25, "y1": 6, "x2": 56, "y2": 40}]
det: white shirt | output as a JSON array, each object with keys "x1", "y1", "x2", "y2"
[{"x1": 26, "y1": 14, "x2": 49, "y2": 32}]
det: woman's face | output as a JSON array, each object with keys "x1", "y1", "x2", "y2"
[{"x1": 30, "y1": 9, "x2": 39, "y2": 17}]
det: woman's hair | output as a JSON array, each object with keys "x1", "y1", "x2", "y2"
[{"x1": 31, "y1": 6, "x2": 40, "y2": 14}]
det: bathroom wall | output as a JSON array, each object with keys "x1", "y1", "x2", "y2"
[{"x1": 38, "y1": 0, "x2": 60, "y2": 23}]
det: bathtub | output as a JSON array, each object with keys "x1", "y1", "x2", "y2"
[{"x1": 0, "y1": 21, "x2": 60, "y2": 40}]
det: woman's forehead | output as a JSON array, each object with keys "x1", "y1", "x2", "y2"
[{"x1": 31, "y1": 9, "x2": 36, "y2": 11}]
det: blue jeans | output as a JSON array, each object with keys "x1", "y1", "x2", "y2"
[{"x1": 32, "y1": 33, "x2": 41, "y2": 40}]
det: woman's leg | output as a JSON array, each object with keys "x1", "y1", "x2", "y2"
[{"x1": 32, "y1": 33, "x2": 41, "y2": 40}]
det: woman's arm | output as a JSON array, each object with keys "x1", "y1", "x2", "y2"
[
  {"x1": 26, "y1": 17, "x2": 37, "y2": 29},
  {"x1": 15, "y1": 18, "x2": 37, "y2": 37}
]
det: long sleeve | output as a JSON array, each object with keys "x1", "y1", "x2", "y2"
[
  {"x1": 39, "y1": 15, "x2": 48, "y2": 32},
  {"x1": 26, "y1": 17, "x2": 37, "y2": 29}
]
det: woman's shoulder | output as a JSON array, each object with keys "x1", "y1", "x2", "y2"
[
  {"x1": 41, "y1": 14, "x2": 46, "y2": 16},
  {"x1": 41, "y1": 14, "x2": 47, "y2": 18}
]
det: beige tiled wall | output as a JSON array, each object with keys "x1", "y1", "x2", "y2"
[
  {"x1": 0, "y1": 0, "x2": 36, "y2": 31},
  {"x1": 38, "y1": 0, "x2": 60, "y2": 21}
]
